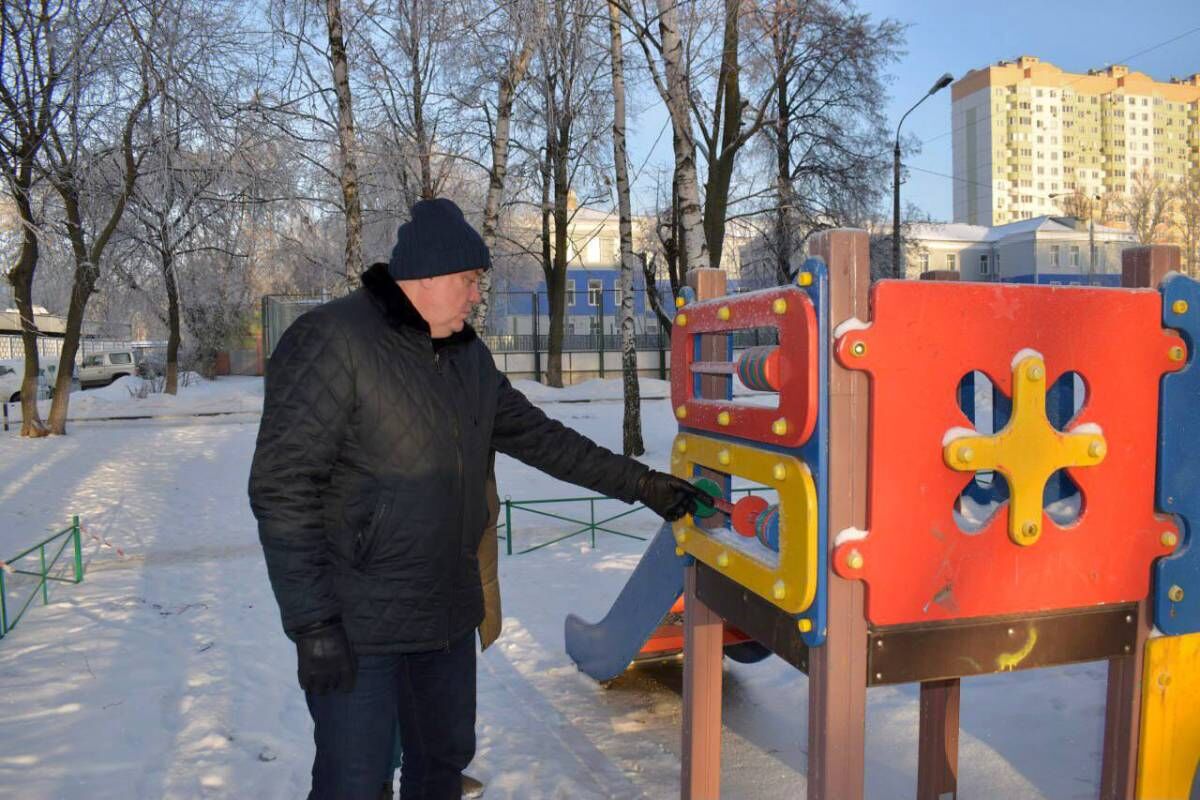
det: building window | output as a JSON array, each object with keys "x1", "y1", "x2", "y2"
[
  {"x1": 920, "y1": 252, "x2": 930, "y2": 272},
  {"x1": 946, "y1": 253, "x2": 957, "y2": 271},
  {"x1": 1070, "y1": 246, "x2": 1080, "y2": 267},
  {"x1": 980, "y1": 254, "x2": 990, "y2": 275},
  {"x1": 565, "y1": 280, "x2": 576, "y2": 308},
  {"x1": 587, "y1": 279, "x2": 603, "y2": 307},
  {"x1": 1050, "y1": 245, "x2": 1060, "y2": 267}
]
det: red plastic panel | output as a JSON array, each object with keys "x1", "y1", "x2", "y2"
[
  {"x1": 832, "y1": 281, "x2": 1185, "y2": 626},
  {"x1": 670, "y1": 287, "x2": 817, "y2": 447}
]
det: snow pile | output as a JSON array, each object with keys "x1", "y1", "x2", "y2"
[{"x1": 22, "y1": 375, "x2": 265, "y2": 421}]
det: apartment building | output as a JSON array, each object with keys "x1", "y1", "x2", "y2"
[{"x1": 952, "y1": 56, "x2": 1200, "y2": 226}]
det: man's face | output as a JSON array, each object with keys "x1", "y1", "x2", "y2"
[{"x1": 414, "y1": 269, "x2": 483, "y2": 338}]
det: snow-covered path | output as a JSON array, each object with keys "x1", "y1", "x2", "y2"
[{"x1": 0, "y1": 377, "x2": 1112, "y2": 799}]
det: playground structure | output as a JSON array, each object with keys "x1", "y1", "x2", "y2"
[{"x1": 568, "y1": 230, "x2": 1199, "y2": 799}]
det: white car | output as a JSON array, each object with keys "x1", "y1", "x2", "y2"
[
  {"x1": 78, "y1": 350, "x2": 139, "y2": 388},
  {"x1": 0, "y1": 359, "x2": 52, "y2": 403}
]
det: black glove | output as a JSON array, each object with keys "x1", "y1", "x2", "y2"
[
  {"x1": 636, "y1": 470, "x2": 709, "y2": 522},
  {"x1": 293, "y1": 618, "x2": 357, "y2": 695}
]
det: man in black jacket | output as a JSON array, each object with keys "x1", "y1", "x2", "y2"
[{"x1": 248, "y1": 198, "x2": 704, "y2": 800}]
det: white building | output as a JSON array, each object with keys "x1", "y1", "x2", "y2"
[{"x1": 908, "y1": 215, "x2": 1136, "y2": 284}]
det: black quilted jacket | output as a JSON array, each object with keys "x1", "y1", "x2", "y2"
[{"x1": 249, "y1": 264, "x2": 647, "y2": 654}]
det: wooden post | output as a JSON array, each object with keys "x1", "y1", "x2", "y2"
[
  {"x1": 917, "y1": 679, "x2": 961, "y2": 799},
  {"x1": 1099, "y1": 244, "x2": 1178, "y2": 798},
  {"x1": 917, "y1": 268, "x2": 962, "y2": 800},
  {"x1": 681, "y1": 267, "x2": 727, "y2": 799},
  {"x1": 807, "y1": 230, "x2": 871, "y2": 800}
]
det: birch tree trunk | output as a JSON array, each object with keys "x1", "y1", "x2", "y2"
[
  {"x1": 608, "y1": 0, "x2": 643, "y2": 456},
  {"x1": 772, "y1": 4, "x2": 793, "y2": 285},
  {"x1": 325, "y1": 0, "x2": 363, "y2": 292},
  {"x1": 656, "y1": 0, "x2": 708, "y2": 273},
  {"x1": 473, "y1": 26, "x2": 537, "y2": 331}
]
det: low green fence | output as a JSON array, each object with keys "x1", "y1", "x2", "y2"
[
  {"x1": 1, "y1": 516, "x2": 84, "y2": 639},
  {"x1": 498, "y1": 486, "x2": 771, "y2": 556}
]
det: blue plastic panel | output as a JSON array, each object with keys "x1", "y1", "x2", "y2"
[{"x1": 1155, "y1": 274, "x2": 1200, "y2": 634}]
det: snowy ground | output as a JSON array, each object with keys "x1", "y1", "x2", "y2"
[{"x1": 0, "y1": 376, "x2": 1112, "y2": 799}]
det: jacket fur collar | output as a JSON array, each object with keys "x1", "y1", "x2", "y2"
[{"x1": 361, "y1": 262, "x2": 477, "y2": 346}]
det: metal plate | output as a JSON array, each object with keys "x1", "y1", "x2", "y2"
[
  {"x1": 867, "y1": 604, "x2": 1139, "y2": 686},
  {"x1": 695, "y1": 563, "x2": 809, "y2": 673}
]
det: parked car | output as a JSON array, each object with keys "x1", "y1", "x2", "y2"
[
  {"x1": 0, "y1": 359, "x2": 52, "y2": 403},
  {"x1": 78, "y1": 350, "x2": 139, "y2": 388},
  {"x1": 43, "y1": 361, "x2": 81, "y2": 397}
]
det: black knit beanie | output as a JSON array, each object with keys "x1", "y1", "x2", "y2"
[{"x1": 387, "y1": 198, "x2": 491, "y2": 280}]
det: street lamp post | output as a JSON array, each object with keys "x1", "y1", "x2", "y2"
[{"x1": 894, "y1": 72, "x2": 954, "y2": 279}]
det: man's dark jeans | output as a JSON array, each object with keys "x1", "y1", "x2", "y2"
[{"x1": 306, "y1": 633, "x2": 476, "y2": 800}]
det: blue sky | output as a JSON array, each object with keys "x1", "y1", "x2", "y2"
[{"x1": 624, "y1": 1, "x2": 1200, "y2": 222}]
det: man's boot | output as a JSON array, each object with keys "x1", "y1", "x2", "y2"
[{"x1": 462, "y1": 773, "x2": 484, "y2": 798}]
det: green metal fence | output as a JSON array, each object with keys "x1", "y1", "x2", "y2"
[
  {"x1": 1, "y1": 516, "x2": 84, "y2": 639},
  {"x1": 498, "y1": 486, "x2": 772, "y2": 556}
]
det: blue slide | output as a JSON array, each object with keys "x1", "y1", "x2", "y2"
[{"x1": 564, "y1": 522, "x2": 686, "y2": 682}]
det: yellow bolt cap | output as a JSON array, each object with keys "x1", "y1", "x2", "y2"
[
  {"x1": 676, "y1": 440, "x2": 688, "y2": 453},
  {"x1": 772, "y1": 298, "x2": 788, "y2": 315},
  {"x1": 797, "y1": 618, "x2": 813, "y2": 633},
  {"x1": 717, "y1": 552, "x2": 729, "y2": 568},
  {"x1": 675, "y1": 547, "x2": 685, "y2": 557},
  {"x1": 957, "y1": 446, "x2": 974, "y2": 464},
  {"x1": 797, "y1": 272, "x2": 814, "y2": 287},
  {"x1": 676, "y1": 313, "x2": 688, "y2": 327},
  {"x1": 1172, "y1": 299, "x2": 1189, "y2": 315},
  {"x1": 772, "y1": 418, "x2": 789, "y2": 436},
  {"x1": 1028, "y1": 364, "x2": 1044, "y2": 381},
  {"x1": 717, "y1": 449, "x2": 731, "y2": 465},
  {"x1": 1169, "y1": 345, "x2": 1185, "y2": 362},
  {"x1": 773, "y1": 463, "x2": 787, "y2": 481},
  {"x1": 1022, "y1": 521, "x2": 1039, "y2": 538},
  {"x1": 1162, "y1": 531, "x2": 1179, "y2": 548},
  {"x1": 847, "y1": 549, "x2": 864, "y2": 570},
  {"x1": 675, "y1": 530, "x2": 688, "y2": 544},
  {"x1": 772, "y1": 580, "x2": 787, "y2": 600},
  {"x1": 675, "y1": 296, "x2": 685, "y2": 309},
  {"x1": 1168, "y1": 585, "x2": 1185, "y2": 603},
  {"x1": 675, "y1": 405, "x2": 688, "y2": 419},
  {"x1": 1088, "y1": 439, "x2": 1105, "y2": 459},
  {"x1": 717, "y1": 411, "x2": 730, "y2": 426},
  {"x1": 850, "y1": 341, "x2": 867, "y2": 357},
  {"x1": 717, "y1": 306, "x2": 731, "y2": 321}
]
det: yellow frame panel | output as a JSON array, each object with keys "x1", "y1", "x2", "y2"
[
  {"x1": 670, "y1": 432, "x2": 818, "y2": 614},
  {"x1": 1137, "y1": 633, "x2": 1200, "y2": 800}
]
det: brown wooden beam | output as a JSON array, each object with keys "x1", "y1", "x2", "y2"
[
  {"x1": 1099, "y1": 244, "x2": 1178, "y2": 799},
  {"x1": 681, "y1": 267, "x2": 727, "y2": 800},
  {"x1": 806, "y1": 229, "x2": 871, "y2": 800},
  {"x1": 917, "y1": 679, "x2": 960, "y2": 800}
]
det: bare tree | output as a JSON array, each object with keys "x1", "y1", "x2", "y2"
[
  {"x1": 119, "y1": 0, "x2": 249, "y2": 394},
  {"x1": 39, "y1": 0, "x2": 154, "y2": 434},
  {"x1": 751, "y1": 0, "x2": 902, "y2": 283},
  {"x1": 1178, "y1": 168, "x2": 1200, "y2": 277},
  {"x1": 0, "y1": 0, "x2": 74, "y2": 435},
  {"x1": 607, "y1": 0, "x2": 642, "y2": 455},
  {"x1": 1122, "y1": 166, "x2": 1172, "y2": 245},
  {"x1": 325, "y1": 0, "x2": 363, "y2": 291},
  {"x1": 527, "y1": 0, "x2": 611, "y2": 387},
  {"x1": 264, "y1": 0, "x2": 365, "y2": 292},
  {"x1": 466, "y1": 0, "x2": 541, "y2": 330},
  {"x1": 618, "y1": 0, "x2": 707, "y2": 273}
]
